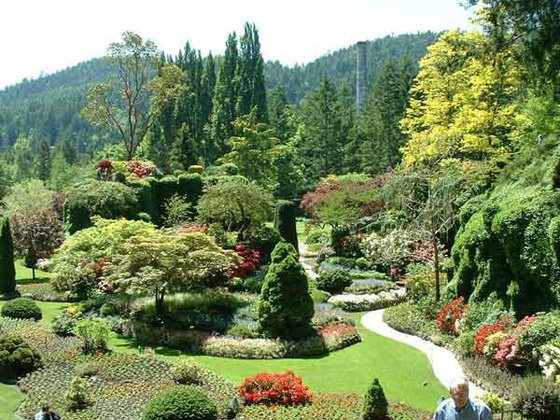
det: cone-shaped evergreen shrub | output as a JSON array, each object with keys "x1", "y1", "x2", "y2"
[
  {"x1": 258, "y1": 242, "x2": 314, "y2": 339},
  {"x1": 362, "y1": 378, "x2": 388, "y2": 420},
  {"x1": 0, "y1": 217, "x2": 16, "y2": 295},
  {"x1": 274, "y1": 200, "x2": 298, "y2": 253}
]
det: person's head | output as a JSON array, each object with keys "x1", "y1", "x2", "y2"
[
  {"x1": 42, "y1": 404, "x2": 51, "y2": 413},
  {"x1": 448, "y1": 376, "x2": 469, "y2": 409}
]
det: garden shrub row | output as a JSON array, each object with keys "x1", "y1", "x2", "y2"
[{"x1": 64, "y1": 173, "x2": 204, "y2": 233}]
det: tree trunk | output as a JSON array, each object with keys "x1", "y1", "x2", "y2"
[
  {"x1": 433, "y1": 238, "x2": 440, "y2": 302},
  {"x1": 155, "y1": 288, "x2": 166, "y2": 316}
]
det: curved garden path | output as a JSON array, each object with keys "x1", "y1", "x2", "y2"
[{"x1": 298, "y1": 241, "x2": 483, "y2": 397}]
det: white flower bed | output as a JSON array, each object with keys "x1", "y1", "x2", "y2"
[{"x1": 327, "y1": 288, "x2": 407, "y2": 312}]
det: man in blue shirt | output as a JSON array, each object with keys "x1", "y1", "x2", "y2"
[{"x1": 433, "y1": 376, "x2": 493, "y2": 420}]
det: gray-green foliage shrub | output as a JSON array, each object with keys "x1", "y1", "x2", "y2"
[
  {"x1": 0, "y1": 217, "x2": 16, "y2": 296},
  {"x1": 64, "y1": 179, "x2": 139, "y2": 233},
  {"x1": 258, "y1": 242, "x2": 314, "y2": 339},
  {"x1": 142, "y1": 385, "x2": 218, "y2": 420},
  {"x1": 511, "y1": 376, "x2": 560, "y2": 420},
  {"x1": 0, "y1": 333, "x2": 42, "y2": 379},
  {"x1": 316, "y1": 269, "x2": 353, "y2": 294},
  {"x1": 362, "y1": 378, "x2": 388, "y2": 419},
  {"x1": 1, "y1": 297, "x2": 42, "y2": 321}
]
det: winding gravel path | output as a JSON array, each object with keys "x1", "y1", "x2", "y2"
[
  {"x1": 360, "y1": 309, "x2": 484, "y2": 397},
  {"x1": 297, "y1": 241, "x2": 483, "y2": 397}
]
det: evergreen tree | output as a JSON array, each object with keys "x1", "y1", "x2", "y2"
[
  {"x1": 274, "y1": 200, "x2": 298, "y2": 252},
  {"x1": 359, "y1": 57, "x2": 413, "y2": 174},
  {"x1": 36, "y1": 137, "x2": 52, "y2": 181},
  {"x1": 362, "y1": 378, "x2": 388, "y2": 420},
  {"x1": 236, "y1": 22, "x2": 268, "y2": 122},
  {"x1": 268, "y1": 85, "x2": 295, "y2": 141},
  {"x1": 210, "y1": 33, "x2": 239, "y2": 163},
  {"x1": 0, "y1": 217, "x2": 17, "y2": 296},
  {"x1": 258, "y1": 241, "x2": 314, "y2": 339},
  {"x1": 300, "y1": 77, "x2": 351, "y2": 182}
]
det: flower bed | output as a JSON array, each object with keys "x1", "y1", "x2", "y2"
[{"x1": 328, "y1": 288, "x2": 406, "y2": 312}]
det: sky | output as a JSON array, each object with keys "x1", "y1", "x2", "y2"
[{"x1": 1, "y1": 0, "x2": 475, "y2": 90}]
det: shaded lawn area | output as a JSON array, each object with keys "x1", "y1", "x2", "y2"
[
  {"x1": 110, "y1": 313, "x2": 446, "y2": 412},
  {"x1": 15, "y1": 260, "x2": 53, "y2": 284}
]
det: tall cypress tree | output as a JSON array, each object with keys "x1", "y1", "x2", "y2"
[
  {"x1": 0, "y1": 217, "x2": 17, "y2": 296},
  {"x1": 237, "y1": 22, "x2": 268, "y2": 123},
  {"x1": 210, "y1": 33, "x2": 239, "y2": 162}
]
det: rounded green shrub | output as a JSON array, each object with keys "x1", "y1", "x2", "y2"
[
  {"x1": 316, "y1": 269, "x2": 353, "y2": 294},
  {"x1": 142, "y1": 385, "x2": 218, "y2": 420},
  {"x1": 1, "y1": 297, "x2": 42, "y2": 321},
  {"x1": 0, "y1": 333, "x2": 42, "y2": 379}
]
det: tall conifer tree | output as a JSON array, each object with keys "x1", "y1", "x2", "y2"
[{"x1": 210, "y1": 33, "x2": 239, "y2": 162}]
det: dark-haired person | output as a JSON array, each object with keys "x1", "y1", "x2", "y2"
[
  {"x1": 34, "y1": 404, "x2": 61, "y2": 420},
  {"x1": 433, "y1": 376, "x2": 493, "y2": 420}
]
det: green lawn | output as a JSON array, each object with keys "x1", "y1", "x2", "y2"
[
  {"x1": 0, "y1": 382, "x2": 24, "y2": 420},
  {"x1": 15, "y1": 260, "x2": 53, "y2": 284},
  {"x1": 110, "y1": 313, "x2": 446, "y2": 412}
]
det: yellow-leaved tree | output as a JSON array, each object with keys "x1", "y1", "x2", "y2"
[{"x1": 400, "y1": 30, "x2": 529, "y2": 166}]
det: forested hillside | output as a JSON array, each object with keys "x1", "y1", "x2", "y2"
[{"x1": 0, "y1": 31, "x2": 437, "y2": 157}]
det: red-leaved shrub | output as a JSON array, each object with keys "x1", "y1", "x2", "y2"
[
  {"x1": 229, "y1": 244, "x2": 260, "y2": 279},
  {"x1": 239, "y1": 370, "x2": 312, "y2": 406}
]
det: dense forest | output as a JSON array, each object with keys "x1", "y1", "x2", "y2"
[{"x1": 0, "y1": 29, "x2": 437, "y2": 186}]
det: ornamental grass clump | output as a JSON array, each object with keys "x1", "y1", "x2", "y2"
[{"x1": 239, "y1": 370, "x2": 312, "y2": 406}]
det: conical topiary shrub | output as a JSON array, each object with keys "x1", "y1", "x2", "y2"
[
  {"x1": 0, "y1": 217, "x2": 17, "y2": 297},
  {"x1": 258, "y1": 241, "x2": 314, "y2": 339},
  {"x1": 363, "y1": 378, "x2": 388, "y2": 420},
  {"x1": 274, "y1": 200, "x2": 298, "y2": 253}
]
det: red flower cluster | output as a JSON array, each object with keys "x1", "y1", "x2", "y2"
[
  {"x1": 229, "y1": 244, "x2": 260, "y2": 279},
  {"x1": 474, "y1": 315, "x2": 513, "y2": 355},
  {"x1": 239, "y1": 370, "x2": 312, "y2": 406},
  {"x1": 127, "y1": 160, "x2": 157, "y2": 178},
  {"x1": 436, "y1": 297, "x2": 467, "y2": 335},
  {"x1": 494, "y1": 315, "x2": 537, "y2": 369}
]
